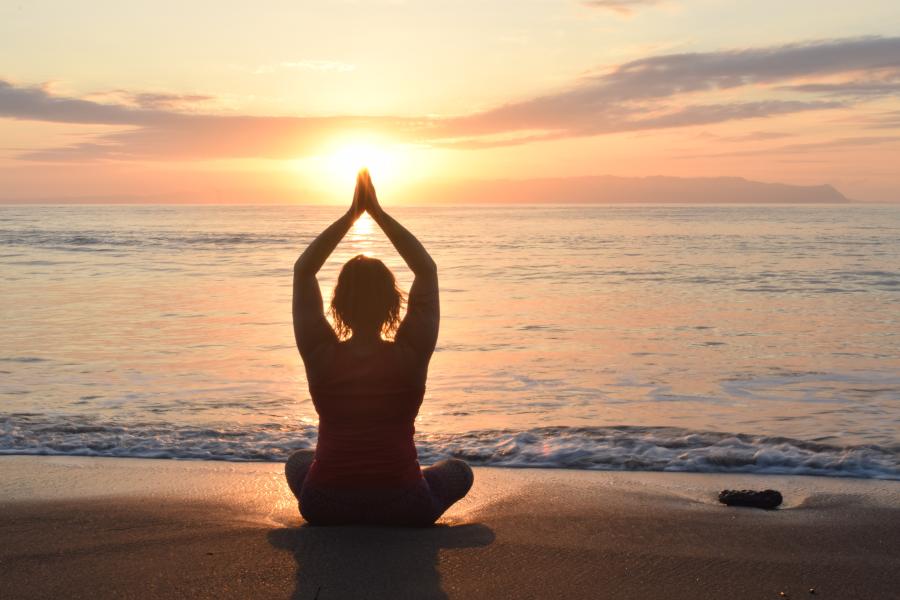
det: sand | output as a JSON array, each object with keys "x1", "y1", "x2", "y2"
[{"x1": 1, "y1": 456, "x2": 898, "y2": 599}]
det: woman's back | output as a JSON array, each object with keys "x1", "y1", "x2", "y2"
[{"x1": 307, "y1": 342, "x2": 426, "y2": 488}]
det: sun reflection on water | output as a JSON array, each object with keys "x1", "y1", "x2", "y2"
[
  {"x1": 352, "y1": 213, "x2": 374, "y2": 236},
  {"x1": 347, "y1": 212, "x2": 376, "y2": 256}
]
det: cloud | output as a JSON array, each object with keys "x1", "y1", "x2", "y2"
[
  {"x1": 778, "y1": 135, "x2": 900, "y2": 151},
  {"x1": 254, "y1": 60, "x2": 356, "y2": 74},
  {"x1": 74, "y1": 89, "x2": 216, "y2": 111},
  {"x1": 779, "y1": 80, "x2": 900, "y2": 98},
  {"x1": 127, "y1": 92, "x2": 217, "y2": 109},
  {"x1": 434, "y1": 101, "x2": 838, "y2": 150},
  {"x1": 0, "y1": 80, "x2": 165, "y2": 125},
  {"x1": 432, "y1": 36, "x2": 900, "y2": 141},
  {"x1": 0, "y1": 79, "x2": 423, "y2": 160},
  {"x1": 450, "y1": 36, "x2": 899, "y2": 133},
  {"x1": 689, "y1": 135, "x2": 900, "y2": 158},
  {"x1": 2, "y1": 36, "x2": 899, "y2": 161},
  {"x1": 718, "y1": 131, "x2": 792, "y2": 142},
  {"x1": 15, "y1": 114, "x2": 425, "y2": 161},
  {"x1": 581, "y1": 1, "x2": 662, "y2": 16},
  {"x1": 863, "y1": 109, "x2": 900, "y2": 129}
]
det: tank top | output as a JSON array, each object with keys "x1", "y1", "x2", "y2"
[{"x1": 305, "y1": 342, "x2": 425, "y2": 488}]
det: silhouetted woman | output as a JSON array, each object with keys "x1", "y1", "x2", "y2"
[{"x1": 285, "y1": 170, "x2": 473, "y2": 526}]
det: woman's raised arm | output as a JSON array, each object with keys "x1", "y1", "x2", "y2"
[
  {"x1": 362, "y1": 171, "x2": 439, "y2": 354},
  {"x1": 292, "y1": 173, "x2": 365, "y2": 360},
  {"x1": 362, "y1": 171, "x2": 436, "y2": 277}
]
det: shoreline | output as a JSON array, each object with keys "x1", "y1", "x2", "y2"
[
  {"x1": 2, "y1": 454, "x2": 899, "y2": 504},
  {"x1": 2, "y1": 456, "x2": 898, "y2": 599},
  {"x1": 4, "y1": 417, "x2": 897, "y2": 481}
]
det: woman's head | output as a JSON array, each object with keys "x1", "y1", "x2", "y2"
[{"x1": 330, "y1": 254, "x2": 404, "y2": 340}]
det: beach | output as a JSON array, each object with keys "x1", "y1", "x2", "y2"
[{"x1": 1, "y1": 456, "x2": 898, "y2": 599}]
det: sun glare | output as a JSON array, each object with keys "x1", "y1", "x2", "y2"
[
  {"x1": 321, "y1": 137, "x2": 410, "y2": 192},
  {"x1": 291, "y1": 134, "x2": 432, "y2": 202}
]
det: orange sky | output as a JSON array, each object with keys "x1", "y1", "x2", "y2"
[{"x1": 2, "y1": 1, "x2": 899, "y2": 203}]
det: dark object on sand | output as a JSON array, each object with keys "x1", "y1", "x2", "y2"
[{"x1": 718, "y1": 489, "x2": 783, "y2": 509}]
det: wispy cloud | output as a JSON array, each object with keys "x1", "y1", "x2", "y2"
[
  {"x1": 778, "y1": 80, "x2": 900, "y2": 98},
  {"x1": 432, "y1": 36, "x2": 899, "y2": 143},
  {"x1": 126, "y1": 92, "x2": 217, "y2": 109},
  {"x1": 0, "y1": 80, "x2": 164, "y2": 125},
  {"x1": 863, "y1": 109, "x2": 900, "y2": 129},
  {"x1": 718, "y1": 131, "x2": 792, "y2": 143},
  {"x1": 2, "y1": 36, "x2": 899, "y2": 161},
  {"x1": 689, "y1": 135, "x2": 900, "y2": 158},
  {"x1": 254, "y1": 60, "x2": 356, "y2": 75},
  {"x1": 82, "y1": 89, "x2": 217, "y2": 110},
  {"x1": 435, "y1": 101, "x2": 838, "y2": 150},
  {"x1": 581, "y1": 0, "x2": 663, "y2": 16}
]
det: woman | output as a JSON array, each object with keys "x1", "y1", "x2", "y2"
[{"x1": 285, "y1": 169, "x2": 473, "y2": 527}]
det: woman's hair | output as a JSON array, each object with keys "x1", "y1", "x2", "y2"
[{"x1": 329, "y1": 254, "x2": 405, "y2": 340}]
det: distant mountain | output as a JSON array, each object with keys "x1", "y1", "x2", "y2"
[{"x1": 415, "y1": 175, "x2": 851, "y2": 204}]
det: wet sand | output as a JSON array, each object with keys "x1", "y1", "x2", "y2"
[{"x1": 1, "y1": 456, "x2": 898, "y2": 599}]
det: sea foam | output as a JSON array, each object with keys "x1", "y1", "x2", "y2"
[{"x1": 2, "y1": 414, "x2": 896, "y2": 480}]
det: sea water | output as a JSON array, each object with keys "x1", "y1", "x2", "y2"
[{"x1": 1, "y1": 204, "x2": 898, "y2": 478}]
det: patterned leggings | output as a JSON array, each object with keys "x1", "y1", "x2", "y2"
[{"x1": 284, "y1": 450, "x2": 474, "y2": 527}]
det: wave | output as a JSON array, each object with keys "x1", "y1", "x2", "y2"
[
  {"x1": 0, "y1": 230, "x2": 292, "y2": 250},
  {"x1": 2, "y1": 414, "x2": 897, "y2": 480}
]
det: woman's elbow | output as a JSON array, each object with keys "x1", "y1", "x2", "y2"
[
  {"x1": 294, "y1": 258, "x2": 313, "y2": 277},
  {"x1": 417, "y1": 258, "x2": 437, "y2": 276}
]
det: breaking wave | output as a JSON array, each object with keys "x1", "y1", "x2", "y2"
[{"x1": 2, "y1": 414, "x2": 897, "y2": 480}]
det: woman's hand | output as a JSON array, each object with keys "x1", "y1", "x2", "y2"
[
  {"x1": 349, "y1": 171, "x2": 366, "y2": 220},
  {"x1": 360, "y1": 169, "x2": 384, "y2": 219}
]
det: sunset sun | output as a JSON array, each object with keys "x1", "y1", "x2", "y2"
[{"x1": 324, "y1": 138, "x2": 406, "y2": 188}]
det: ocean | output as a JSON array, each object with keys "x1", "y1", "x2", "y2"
[{"x1": 1, "y1": 204, "x2": 898, "y2": 479}]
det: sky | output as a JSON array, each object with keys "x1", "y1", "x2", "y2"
[{"x1": 1, "y1": 0, "x2": 899, "y2": 203}]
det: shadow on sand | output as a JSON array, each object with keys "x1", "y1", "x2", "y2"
[{"x1": 268, "y1": 522, "x2": 495, "y2": 600}]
